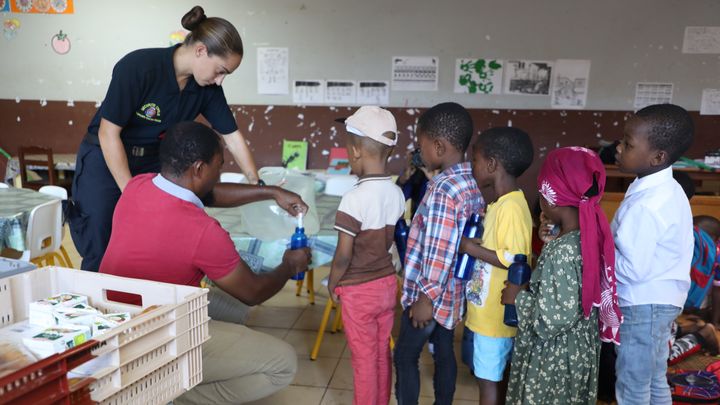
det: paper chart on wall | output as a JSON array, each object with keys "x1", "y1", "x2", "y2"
[
  {"x1": 357, "y1": 81, "x2": 390, "y2": 106},
  {"x1": 292, "y1": 80, "x2": 325, "y2": 104},
  {"x1": 325, "y1": 80, "x2": 357, "y2": 105},
  {"x1": 634, "y1": 82, "x2": 673, "y2": 110},
  {"x1": 454, "y1": 58, "x2": 503, "y2": 94},
  {"x1": 503, "y1": 60, "x2": 553, "y2": 95},
  {"x1": 550, "y1": 59, "x2": 591, "y2": 109},
  {"x1": 700, "y1": 89, "x2": 720, "y2": 115},
  {"x1": 392, "y1": 56, "x2": 438, "y2": 91},
  {"x1": 682, "y1": 27, "x2": 720, "y2": 54},
  {"x1": 257, "y1": 47, "x2": 289, "y2": 95}
]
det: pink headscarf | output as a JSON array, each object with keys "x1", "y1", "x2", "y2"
[{"x1": 538, "y1": 147, "x2": 622, "y2": 344}]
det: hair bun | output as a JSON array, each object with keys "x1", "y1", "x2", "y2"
[{"x1": 181, "y1": 6, "x2": 207, "y2": 31}]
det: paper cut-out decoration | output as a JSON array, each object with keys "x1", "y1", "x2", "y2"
[
  {"x1": 34, "y1": 0, "x2": 50, "y2": 12},
  {"x1": 3, "y1": 18, "x2": 20, "y2": 40},
  {"x1": 51, "y1": 30, "x2": 70, "y2": 54},
  {"x1": 10, "y1": 0, "x2": 73, "y2": 13},
  {"x1": 169, "y1": 29, "x2": 187, "y2": 46}
]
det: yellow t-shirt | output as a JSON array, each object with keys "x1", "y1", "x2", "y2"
[{"x1": 465, "y1": 190, "x2": 532, "y2": 338}]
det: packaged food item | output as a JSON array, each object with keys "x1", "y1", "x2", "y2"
[
  {"x1": 91, "y1": 312, "x2": 130, "y2": 337},
  {"x1": 0, "y1": 341, "x2": 38, "y2": 378},
  {"x1": 28, "y1": 293, "x2": 89, "y2": 327},
  {"x1": 53, "y1": 305, "x2": 98, "y2": 328},
  {"x1": 22, "y1": 325, "x2": 91, "y2": 357}
]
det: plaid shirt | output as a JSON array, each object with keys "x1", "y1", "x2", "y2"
[{"x1": 401, "y1": 162, "x2": 484, "y2": 329}]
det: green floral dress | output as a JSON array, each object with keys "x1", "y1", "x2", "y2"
[{"x1": 506, "y1": 230, "x2": 600, "y2": 405}]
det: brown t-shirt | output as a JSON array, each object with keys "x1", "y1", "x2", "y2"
[{"x1": 334, "y1": 175, "x2": 406, "y2": 286}]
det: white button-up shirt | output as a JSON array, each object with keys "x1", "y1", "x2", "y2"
[{"x1": 611, "y1": 166, "x2": 693, "y2": 308}]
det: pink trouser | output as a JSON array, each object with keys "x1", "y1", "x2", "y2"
[{"x1": 335, "y1": 274, "x2": 397, "y2": 405}]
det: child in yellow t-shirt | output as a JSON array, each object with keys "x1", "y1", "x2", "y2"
[{"x1": 459, "y1": 127, "x2": 533, "y2": 404}]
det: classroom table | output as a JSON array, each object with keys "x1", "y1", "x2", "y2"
[
  {"x1": 0, "y1": 188, "x2": 57, "y2": 252},
  {"x1": 4, "y1": 153, "x2": 77, "y2": 184},
  {"x1": 206, "y1": 193, "x2": 341, "y2": 273}
]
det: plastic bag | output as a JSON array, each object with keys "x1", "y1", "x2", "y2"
[{"x1": 238, "y1": 167, "x2": 319, "y2": 241}]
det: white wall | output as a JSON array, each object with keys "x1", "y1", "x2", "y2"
[{"x1": 1, "y1": 0, "x2": 718, "y2": 109}]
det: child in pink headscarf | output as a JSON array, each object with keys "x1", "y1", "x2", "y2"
[{"x1": 501, "y1": 147, "x2": 622, "y2": 405}]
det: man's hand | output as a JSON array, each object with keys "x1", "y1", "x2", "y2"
[
  {"x1": 272, "y1": 187, "x2": 308, "y2": 216},
  {"x1": 501, "y1": 280, "x2": 528, "y2": 305},
  {"x1": 409, "y1": 293, "x2": 434, "y2": 328},
  {"x1": 282, "y1": 247, "x2": 312, "y2": 277}
]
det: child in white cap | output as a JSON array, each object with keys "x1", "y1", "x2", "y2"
[{"x1": 328, "y1": 106, "x2": 405, "y2": 405}]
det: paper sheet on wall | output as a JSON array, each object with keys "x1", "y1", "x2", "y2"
[
  {"x1": 325, "y1": 80, "x2": 357, "y2": 105},
  {"x1": 634, "y1": 82, "x2": 673, "y2": 110},
  {"x1": 700, "y1": 89, "x2": 720, "y2": 115},
  {"x1": 357, "y1": 81, "x2": 390, "y2": 105},
  {"x1": 551, "y1": 59, "x2": 591, "y2": 109},
  {"x1": 257, "y1": 48, "x2": 289, "y2": 95},
  {"x1": 503, "y1": 60, "x2": 553, "y2": 95},
  {"x1": 392, "y1": 56, "x2": 438, "y2": 91},
  {"x1": 454, "y1": 58, "x2": 503, "y2": 94},
  {"x1": 682, "y1": 27, "x2": 720, "y2": 54},
  {"x1": 292, "y1": 80, "x2": 325, "y2": 104}
]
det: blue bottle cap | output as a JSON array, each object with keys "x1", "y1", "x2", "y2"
[{"x1": 513, "y1": 254, "x2": 527, "y2": 263}]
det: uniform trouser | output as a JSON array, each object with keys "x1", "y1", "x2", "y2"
[
  {"x1": 69, "y1": 141, "x2": 159, "y2": 271},
  {"x1": 174, "y1": 287, "x2": 298, "y2": 404}
]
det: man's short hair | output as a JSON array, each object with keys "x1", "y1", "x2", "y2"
[
  {"x1": 417, "y1": 102, "x2": 474, "y2": 153},
  {"x1": 635, "y1": 104, "x2": 694, "y2": 164},
  {"x1": 473, "y1": 127, "x2": 534, "y2": 177},
  {"x1": 160, "y1": 121, "x2": 222, "y2": 177}
]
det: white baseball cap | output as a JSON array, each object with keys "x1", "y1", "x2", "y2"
[{"x1": 338, "y1": 106, "x2": 398, "y2": 146}]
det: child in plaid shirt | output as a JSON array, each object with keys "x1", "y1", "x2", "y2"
[{"x1": 394, "y1": 102, "x2": 484, "y2": 405}]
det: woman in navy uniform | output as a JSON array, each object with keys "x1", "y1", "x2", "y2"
[{"x1": 71, "y1": 6, "x2": 260, "y2": 271}]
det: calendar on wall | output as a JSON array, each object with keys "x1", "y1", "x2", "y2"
[{"x1": 391, "y1": 56, "x2": 438, "y2": 92}]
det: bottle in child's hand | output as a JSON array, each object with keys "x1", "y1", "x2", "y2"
[
  {"x1": 503, "y1": 254, "x2": 532, "y2": 327},
  {"x1": 290, "y1": 213, "x2": 308, "y2": 281},
  {"x1": 454, "y1": 213, "x2": 483, "y2": 280},
  {"x1": 394, "y1": 219, "x2": 409, "y2": 267}
]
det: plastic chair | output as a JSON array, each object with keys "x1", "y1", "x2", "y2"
[
  {"x1": 0, "y1": 182, "x2": 8, "y2": 188},
  {"x1": 19, "y1": 199, "x2": 68, "y2": 267},
  {"x1": 220, "y1": 172, "x2": 248, "y2": 183},
  {"x1": 294, "y1": 268, "x2": 316, "y2": 304},
  {"x1": 38, "y1": 186, "x2": 73, "y2": 268}
]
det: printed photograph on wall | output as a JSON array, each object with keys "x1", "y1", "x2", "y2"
[
  {"x1": 503, "y1": 60, "x2": 553, "y2": 95},
  {"x1": 454, "y1": 58, "x2": 503, "y2": 94},
  {"x1": 551, "y1": 59, "x2": 591, "y2": 109}
]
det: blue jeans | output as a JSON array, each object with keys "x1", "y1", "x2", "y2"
[
  {"x1": 394, "y1": 308, "x2": 456, "y2": 405},
  {"x1": 615, "y1": 304, "x2": 681, "y2": 405}
]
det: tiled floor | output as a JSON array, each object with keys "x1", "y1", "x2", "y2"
[{"x1": 60, "y1": 228, "x2": 479, "y2": 404}]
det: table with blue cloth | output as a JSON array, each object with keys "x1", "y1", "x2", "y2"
[
  {"x1": 0, "y1": 188, "x2": 57, "y2": 252},
  {"x1": 206, "y1": 194, "x2": 341, "y2": 273}
]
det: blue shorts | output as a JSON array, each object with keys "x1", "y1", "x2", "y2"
[{"x1": 472, "y1": 334, "x2": 513, "y2": 382}]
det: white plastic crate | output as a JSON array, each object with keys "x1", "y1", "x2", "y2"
[{"x1": 0, "y1": 266, "x2": 210, "y2": 404}]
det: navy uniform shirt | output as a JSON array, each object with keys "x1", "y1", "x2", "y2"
[{"x1": 87, "y1": 45, "x2": 238, "y2": 146}]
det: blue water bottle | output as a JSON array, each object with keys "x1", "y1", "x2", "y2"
[
  {"x1": 290, "y1": 213, "x2": 308, "y2": 281},
  {"x1": 454, "y1": 213, "x2": 483, "y2": 280},
  {"x1": 504, "y1": 254, "x2": 532, "y2": 327},
  {"x1": 394, "y1": 218, "x2": 409, "y2": 267}
]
